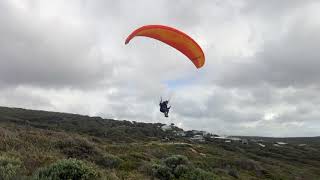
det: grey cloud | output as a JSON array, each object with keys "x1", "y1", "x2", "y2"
[
  {"x1": 243, "y1": 0, "x2": 316, "y2": 17},
  {"x1": 0, "y1": 87, "x2": 52, "y2": 109},
  {"x1": 216, "y1": 4, "x2": 320, "y2": 88},
  {"x1": 0, "y1": 1, "x2": 111, "y2": 89},
  {"x1": 1, "y1": 0, "x2": 320, "y2": 137}
]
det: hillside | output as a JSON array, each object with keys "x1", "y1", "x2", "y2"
[{"x1": 0, "y1": 106, "x2": 320, "y2": 179}]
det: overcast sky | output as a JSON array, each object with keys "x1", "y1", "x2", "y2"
[{"x1": 1, "y1": 0, "x2": 320, "y2": 137}]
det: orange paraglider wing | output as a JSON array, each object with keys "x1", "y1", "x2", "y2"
[{"x1": 125, "y1": 25, "x2": 205, "y2": 68}]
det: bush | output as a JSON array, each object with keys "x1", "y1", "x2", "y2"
[
  {"x1": 95, "y1": 154, "x2": 122, "y2": 169},
  {"x1": 137, "y1": 162, "x2": 153, "y2": 176},
  {"x1": 152, "y1": 164, "x2": 173, "y2": 180},
  {"x1": 235, "y1": 159, "x2": 267, "y2": 177},
  {"x1": 181, "y1": 168, "x2": 218, "y2": 180},
  {"x1": 0, "y1": 155, "x2": 22, "y2": 180},
  {"x1": 227, "y1": 168, "x2": 239, "y2": 179},
  {"x1": 56, "y1": 138, "x2": 99, "y2": 159},
  {"x1": 163, "y1": 155, "x2": 189, "y2": 169},
  {"x1": 152, "y1": 155, "x2": 217, "y2": 180},
  {"x1": 173, "y1": 165, "x2": 189, "y2": 178},
  {"x1": 33, "y1": 158, "x2": 99, "y2": 180}
]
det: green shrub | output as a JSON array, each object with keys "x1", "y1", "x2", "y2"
[
  {"x1": 95, "y1": 154, "x2": 122, "y2": 169},
  {"x1": 152, "y1": 155, "x2": 218, "y2": 180},
  {"x1": 235, "y1": 159, "x2": 261, "y2": 171},
  {"x1": 56, "y1": 138, "x2": 99, "y2": 159},
  {"x1": 33, "y1": 158, "x2": 99, "y2": 180},
  {"x1": 235, "y1": 159, "x2": 268, "y2": 177},
  {"x1": 137, "y1": 162, "x2": 153, "y2": 176},
  {"x1": 0, "y1": 155, "x2": 22, "y2": 180},
  {"x1": 152, "y1": 164, "x2": 173, "y2": 180},
  {"x1": 227, "y1": 168, "x2": 239, "y2": 179},
  {"x1": 164, "y1": 155, "x2": 189, "y2": 169},
  {"x1": 173, "y1": 165, "x2": 189, "y2": 178},
  {"x1": 181, "y1": 168, "x2": 218, "y2": 180},
  {"x1": 118, "y1": 151, "x2": 151, "y2": 171}
]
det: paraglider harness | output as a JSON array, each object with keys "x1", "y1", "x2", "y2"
[{"x1": 159, "y1": 98, "x2": 171, "y2": 117}]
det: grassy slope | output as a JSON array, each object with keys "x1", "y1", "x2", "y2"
[{"x1": 0, "y1": 106, "x2": 320, "y2": 179}]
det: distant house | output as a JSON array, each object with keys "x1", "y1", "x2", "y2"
[
  {"x1": 213, "y1": 136, "x2": 228, "y2": 140},
  {"x1": 225, "y1": 140, "x2": 231, "y2": 143},
  {"x1": 191, "y1": 130, "x2": 202, "y2": 135},
  {"x1": 161, "y1": 137, "x2": 170, "y2": 142},
  {"x1": 210, "y1": 134, "x2": 219, "y2": 138},
  {"x1": 276, "y1": 142, "x2": 287, "y2": 145},
  {"x1": 213, "y1": 136, "x2": 243, "y2": 143},
  {"x1": 184, "y1": 131, "x2": 193, "y2": 137},
  {"x1": 185, "y1": 130, "x2": 204, "y2": 137},
  {"x1": 190, "y1": 135, "x2": 205, "y2": 142},
  {"x1": 229, "y1": 137, "x2": 241, "y2": 141},
  {"x1": 298, "y1": 144, "x2": 307, "y2": 147},
  {"x1": 200, "y1": 131, "x2": 210, "y2": 136},
  {"x1": 241, "y1": 139, "x2": 248, "y2": 144},
  {"x1": 258, "y1": 143, "x2": 266, "y2": 147},
  {"x1": 214, "y1": 136, "x2": 232, "y2": 141},
  {"x1": 176, "y1": 131, "x2": 186, "y2": 137},
  {"x1": 161, "y1": 125, "x2": 172, "y2": 131}
]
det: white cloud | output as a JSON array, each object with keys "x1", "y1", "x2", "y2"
[{"x1": 1, "y1": 0, "x2": 320, "y2": 136}]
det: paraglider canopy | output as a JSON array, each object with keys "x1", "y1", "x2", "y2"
[{"x1": 125, "y1": 25, "x2": 205, "y2": 68}]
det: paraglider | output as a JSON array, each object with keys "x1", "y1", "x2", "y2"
[
  {"x1": 125, "y1": 25, "x2": 205, "y2": 117},
  {"x1": 125, "y1": 25, "x2": 205, "y2": 68},
  {"x1": 159, "y1": 97, "x2": 171, "y2": 117}
]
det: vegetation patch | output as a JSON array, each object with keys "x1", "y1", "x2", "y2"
[
  {"x1": 0, "y1": 106, "x2": 320, "y2": 179},
  {"x1": 0, "y1": 155, "x2": 23, "y2": 180},
  {"x1": 33, "y1": 158, "x2": 100, "y2": 180},
  {"x1": 152, "y1": 155, "x2": 217, "y2": 180}
]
